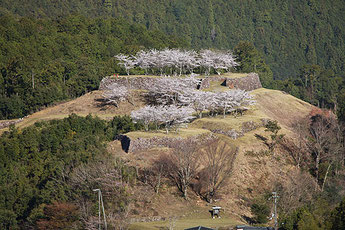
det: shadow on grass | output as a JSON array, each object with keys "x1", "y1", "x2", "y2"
[{"x1": 241, "y1": 215, "x2": 255, "y2": 225}]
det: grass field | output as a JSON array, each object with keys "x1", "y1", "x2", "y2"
[
  {"x1": 126, "y1": 128, "x2": 210, "y2": 139},
  {"x1": 129, "y1": 217, "x2": 240, "y2": 230},
  {"x1": 129, "y1": 205, "x2": 242, "y2": 230}
]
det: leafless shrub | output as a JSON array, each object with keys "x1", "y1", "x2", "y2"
[
  {"x1": 69, "y1": 159, "x2": 133, "y2": 228},
  {"x1": 193, "y1": 139, "x2": 238, "y2": 203},
  {"x1": 138, "y1": 163, "x2": 164, "y2": 194},
  {"x1": 155, "y1": 138, "x2": 202, "y2": 199},
  {"x1": 275, "y1": 171, "x2": 319, "y2": 215}
]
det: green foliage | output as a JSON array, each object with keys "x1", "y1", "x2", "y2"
[
  {"x1": 109, "y1": 115, "x2": 143, "y2": 139},
  {"x1": 279, "y1": 199, "x2": 334, "y2": 230},
  {"x1": 234, "y1": 41, "x2": 273, "y2": 88},
  {"x1": 251, "y1": 199, "x2": 270, "y2": 224},
  {"x1": 273, "y1": 65, "x2": 344, "y2": 119},
  {"x1": 255, "y1": 120, "x2": 285, "y2": 153},
  {"x1": 0, "y1": 14, "x2": 186, "y2": 119},
  {"x1": 329, "y1": 197, "x2": 345, "y2": 230},
  {"x1": 0, "y1": 114, "x2": 139, "y2": 229},
  {"x1": 337, "y1": 89, "x2": 345, "y2": 123},
  {"x1": 1, "y1": 0, "x2": 344, "y2": 80}
]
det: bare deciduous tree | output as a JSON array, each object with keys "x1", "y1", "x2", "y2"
[
  {"x1": 138, "y1": 164, "x2": 164, "y2": 194},
  {"x1": 194, "y1": 139, "x2": 238, "y2": 203},
  {"x1": 69, "y1": 159, "x2": 135, "y2": 229},
  {"x1": 274, "y1": 171, "x2": 319, "y2": 215},
  {"x1": 291, "y1": 118, "x2": 310, "y2": 168},
  {"x1": 160, "y1": 138, "x2": 201, "y2": 199},
  {"x1": 307, "y1": 114, "x2": 342, "y2": 188}
]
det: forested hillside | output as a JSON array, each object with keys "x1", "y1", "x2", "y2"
[
  {"x1": 0, "y1": 115, "x2": 141, "y2": 228},
  {"x1": 1, "y1": 0, "x2": 344, "y2": 79},
  {"x1": 0, "y1": 15, "x2": 185, "y2": 119},
  {"x1": 1, "y1": 1, "x2": 345, "y2": 229}
]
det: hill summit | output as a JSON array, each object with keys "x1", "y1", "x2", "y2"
[{"x1": 0, "y1": 73, "x2": 316, "y2": 229}]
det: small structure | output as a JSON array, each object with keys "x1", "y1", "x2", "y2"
[
  {"x1": 235, "y1": 225, "x2": 274, "y2": 230},
  {"x1": 185, "y1": 226, "x2": 214, "y2": 230},
  {"x1": 209, "y1": 206, "x2": 221, "y2": 218}
]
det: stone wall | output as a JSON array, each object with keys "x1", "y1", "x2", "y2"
[
  {"x1": 99, "y1": 72, "x2": 262, "y2": 92},
  {"x1": 199, "y1": 72, "x2": 262, "y2": 91},
  {"x1": 99, "y1": 76, "x2": 158, "y2": 90},
  {"x1": 0, "y1": 119, "x2": 23, "y2": 129},
  {"x1": 210, "y1": 118, "x2": 270, "y2": 140},
  {"x1": 225, "y1": 73, "x2": 262, "y2": 91},
  {"x1": 116, "y1": 133, "x2": 215, "y2": 153}
]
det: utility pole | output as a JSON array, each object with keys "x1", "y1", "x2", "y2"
[
  {"x1": 270, "y1": 192, "x2": 279, "y2": 230},
  {"x1": 93, "y1": 189, "x2": 107, "y2": 230}
]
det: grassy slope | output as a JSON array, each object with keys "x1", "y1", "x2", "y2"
[
  {"x1": 0, "y1": 73, "x2": 247, "y2": 133},
  {"x1": 129, "y1": 216, "x2": 239, "y2": 230},
  {"x1": 124, "y1": 87, "x2": 314, "y2": 229},
  {"x1": 0, "y1": 74, "x2": 315, "y2": 229}
]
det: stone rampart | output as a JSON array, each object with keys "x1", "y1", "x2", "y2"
[
  {"x1": 0, "y1": 119, "x2": 23, "y2": 129},
  {"x1": 116, "y1": 133, "x2": 215, "y2": 153},
  {"x1": 99, "y1": 76, "x2": 157, "y2": 90},
  {"x1": 199, "y1": 72, "x2": 262, "y2": 91},
  {"x1": 99, "y1": 73, "x2": 262, "y2": 91}
]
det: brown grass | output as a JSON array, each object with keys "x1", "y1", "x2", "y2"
[
  {"x1": 0, "y1": 90, "x2": 146, "y2": 132},
  {"x1": 126, "y1": 128, "x2": 210, "y2": 139},
  {"x1": 0, "y1": 76, "x2": 316, "y2": 227},
  {"x1": 251, "y1": 88, "x2": 314, "y2": 128}
]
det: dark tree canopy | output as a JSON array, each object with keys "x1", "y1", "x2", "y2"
[{"x1": 0, "y1": 14, "x2": 185, "y2": 119}]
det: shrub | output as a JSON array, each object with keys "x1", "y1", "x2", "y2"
[{"x1": 251, "y1": 200, "x2": 270, "y2": 224}]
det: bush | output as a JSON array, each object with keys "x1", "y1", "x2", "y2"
[{"x1": 251, "y1": 200, "x2": 270, "y2": 224}]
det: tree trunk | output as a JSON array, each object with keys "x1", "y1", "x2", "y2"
[
  {"x1": 155, "y1": 173, "x2": 161, "y2": 194},
  {"x1": 321, "y1": 163, "x2": 332, "y2": 192},
  {"x1": 165, "y1": 123, "x2": 169, "y2": 134},
  {"x1": 32, "y1": 72, "x2": 35, "y2": 89},
  {"x1": 315, "y1": 153, "x2": 320, "y2": 180},
  {"x1": 183, "y1": 186, "x2": 188, "y2": 199}
]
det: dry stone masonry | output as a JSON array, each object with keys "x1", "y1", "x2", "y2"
[
  {"x1": 116, "y1": 133, "x2": 215, "y2": 153},
  {"x1": 199, "y1": 72, "x2": 262, "y2": 91},
  {"x1": 99, "y1": 72, "x2": 262, "y2": 92}
]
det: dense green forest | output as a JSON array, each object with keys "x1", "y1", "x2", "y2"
[
  {"x1": 1, "y1": 0, "x2": 344, "y2": 79},
  {"x1": 0, "y1": 1, "x2": 345, "y2": 228},
  {"x1": 0, "y1": 0, "x2": 344, "y2": 121},
  {"x1": 0, "y1": 114, "x2": 141, "y2": 229},
  {"x1": 0, "y1": 14, "x2": 185, "y2": 119}
]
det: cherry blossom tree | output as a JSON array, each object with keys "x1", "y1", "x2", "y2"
[
  {"x1": 115, "y1": 49, "x2": 237, "y2": 76},
  {"x1": 131, "y1": 105, "x2": 195, "y2": 133},
  {"x1": 135, "y1": 50, "x2": 152, "y2": 75},
  {"x1": 130, "y1": 105, "x2": 156, "y2": 131},
  {"x1": 102, "y1": 83, "x2": 128, "y2": 107},
  {"x1": 199, "y1": 49, "x2": 215, "y2": 76},
  {"x1": 212, "y1": 51, "x2": 238, "y2": 75},
  {"x1": 114, "y1": 54, "x2": 137, "y2": 75},
  {"x1": 198, "y1": 49, "x2": 238, "y2": 75},
  {"x1": 146, "y1": 76, "x2": 199, "y2": 106},
  {"x1": 215, "y1": 89, "x2": 255, "y2": 118},
  {"x1": 180, "y1": 90, "x2": 216, "y2": 118}
]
